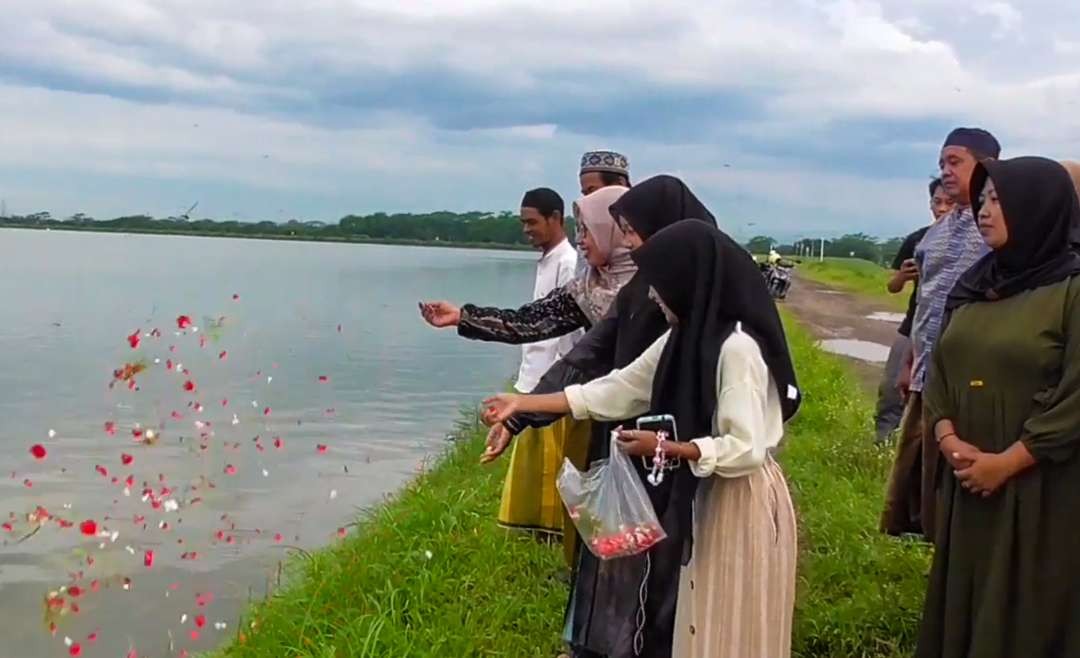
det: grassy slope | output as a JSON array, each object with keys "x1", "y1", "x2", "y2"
[
  {"x1": 211, "y1": 318, "x2": 929, "y2": 658},
  {"x1": 797, "y1": 258, "x2": 908, "y2": 311}
]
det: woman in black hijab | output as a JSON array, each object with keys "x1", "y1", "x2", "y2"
[
  {"x1": 486, "y1": 221, "x2": 800, "y2": 658},
  {"x1": 485, "y1": 176, "x2": 717, "y2": 658},
  {"x1": 917, "y1": 157, "x2": 1080, "y2": 658}
]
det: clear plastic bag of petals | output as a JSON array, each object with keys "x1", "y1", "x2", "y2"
[{"x1": 557, "y1": 431, "x2": 667, "y2": 560}]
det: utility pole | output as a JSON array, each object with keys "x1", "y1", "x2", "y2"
[{"x1": 820, "y1": 237, "x2": 825, "y2": 262}]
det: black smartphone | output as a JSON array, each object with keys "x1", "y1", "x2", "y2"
[
  {"x1": 635, "y1": 414, "x2": 678, "y2": 441},
  {"x1": 634, "y1": 414, "x2": 681, "y2": 470}
]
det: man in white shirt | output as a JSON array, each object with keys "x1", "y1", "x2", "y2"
[{"x1": 514, "y1": 187, "x2": 582, "y2": 391}]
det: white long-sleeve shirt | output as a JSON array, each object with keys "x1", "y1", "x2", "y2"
[
  {"x1": 564, "y1": 327, "x2": 784, "y2": 478},
  {"x1": 515, "y1": 238, "x2": 581, "y2": 392}
]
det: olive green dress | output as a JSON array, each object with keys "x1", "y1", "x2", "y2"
[{"x1": 918, "y1": 277, "x2": 1080, "y2": 658}]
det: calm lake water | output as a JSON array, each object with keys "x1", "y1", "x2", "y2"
[{"x1": 0, "y1": 229, "x2": 537, "y2": 658}]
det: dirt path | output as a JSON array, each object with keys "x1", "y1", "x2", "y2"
[{"x1": 782, "y1": 274, "x2": 904, "y2": 392}]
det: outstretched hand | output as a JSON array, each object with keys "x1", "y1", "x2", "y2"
[
  {"x1": 482, "y1": 394, "x2": 520, "y2": 427},
  {"x1": 418, "y1": 301, "x2": 461, "y2": 328},
  {"x1": 480, "y1": 423, "x2": 512, "y2": 464}
]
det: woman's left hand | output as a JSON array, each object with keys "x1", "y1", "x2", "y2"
[
  {"x1": 955, "y1": 452, "x2": 1015, "y2": 497},
  {"x1": 615, "y1": 429, "x2": 659, "y2": 457}
]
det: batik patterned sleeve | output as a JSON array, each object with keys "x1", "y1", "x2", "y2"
[{"x1": 456, "y1": 287, "x2": 589, "y2": 344}]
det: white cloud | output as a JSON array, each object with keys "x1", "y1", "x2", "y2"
[{"x1": 0, "y1": 0, "x2": 1077, "y2": 236}]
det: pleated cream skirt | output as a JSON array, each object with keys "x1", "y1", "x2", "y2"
[{"x1": 672, "y1": 457, "x2": 797, "y2": 658}]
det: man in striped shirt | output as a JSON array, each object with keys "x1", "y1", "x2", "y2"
[{"x1": 882, "y1": 127, "x2": 1000, "y2": 540}]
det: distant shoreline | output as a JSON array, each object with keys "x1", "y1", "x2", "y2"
[{"x1": 0, "y1": 223, "x2": 534, "y2": 252}]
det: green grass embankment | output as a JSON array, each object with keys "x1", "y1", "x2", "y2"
[
  {"x1": 211, "y1": 317, "x2": 929, "y2": 658},
  {"x1": 797, "y1": 258, "x2": 907, "y2": 311}
]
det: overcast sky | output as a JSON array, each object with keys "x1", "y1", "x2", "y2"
[{"x1": 1, "y1": 0, "x2": 1078, "y2": 240}]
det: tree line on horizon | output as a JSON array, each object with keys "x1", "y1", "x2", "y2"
[{"x1": 0, "y1": 211, "x2": 905, "y2": 264}]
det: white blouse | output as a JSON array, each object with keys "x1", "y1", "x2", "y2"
[{"x1": 564, "y1": 327, "x2": 784, "y2": 478}]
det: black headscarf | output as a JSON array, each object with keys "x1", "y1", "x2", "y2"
[
  {"x1": 947, "y1": 156, "x2": 1080, "y2": 311},
  {"x1": 633, "y1": 220, "x2": 801, "y2": 433},
  {"x1": 609, "y1": 175, "x2": 717, "y2": 239}
]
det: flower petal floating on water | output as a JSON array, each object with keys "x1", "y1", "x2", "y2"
[{"x1": 29, "y1": 444, "x2": 47, "y2": 460}]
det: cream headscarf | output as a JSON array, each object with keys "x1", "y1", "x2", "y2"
[{"x1": 566, "y1": 187, "x2": 637, "y2": 323}]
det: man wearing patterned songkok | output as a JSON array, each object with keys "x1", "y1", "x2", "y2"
[{"x1": 579, "y1": 150, "x2": 631, "y2": 195}]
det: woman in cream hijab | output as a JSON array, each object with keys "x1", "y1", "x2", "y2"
[{"x1": 418, "y1": 186, "x2": 635, "y2": 564}]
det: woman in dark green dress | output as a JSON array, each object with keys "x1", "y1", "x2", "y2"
[{"x1": 918, "y1": 156, "x2": 1080, "y2": 658}]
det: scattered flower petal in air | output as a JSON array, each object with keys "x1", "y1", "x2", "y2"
[
  {"x1": 231, "y1": 414, "x2": 239, "y2": 426},
  {"x1": 23, "y1": 478, "x2": 33, "y2": 488},
  {"x1": 219, "y1": 350, "x2": 228, "y2": 360},
  {"x1": 48, "y1": 429, "x2": 56, "y2": 438},
  {"x1": 263, "y1": 407, "x2": 271, "y2": 416},
  {"x1": 95, "y1": 465, "x2": 108, "y2": 478},
  {"x1": 329, "y1": 489, "x2": 338, "y2": 500},
  {"x1": 69, "y1": 643, "x2": 82, "y2": 657},
  {"x1": 337, "y1": 527, "x2": 347, "y2": 538},
  {"x1": 261, "y1": 469, "x2": 269, "y2": 478},
  {"x1": 316, "y1": 444, "x2": 327, "y2": 454},
  {"x1": 144, "y1": 550, "x2": 154, "y2": 568},
  {"x1": 104, "y1": 421, "x2": 117, "y2": 436},
  {"x1": 232, "y1": 293, "x2": 240, "y2": 301},
  {"x1": 318, "y1": 375, "x2": 329, "y2": 383},
  {"x1": 224, "y1": 465, "x2": 237, "y2": 476},
  {"x1": 86, "y1": 632, "x2": 98, "y2": 643},
  {"x1": 273, "y1": 437, "x2": 283, "y2": 450},
  {"x1": 127, "y1": 331, "x2": 141, "y2": 349},
  {"x1": 183, "y1": 380, "x2": 196, "y2": 393},
  {"x1": 121, "y1": 453, "x2": 134, "y2": 466},
  {"x1": 195, "y1": 614, "x2": 206, "y2": 629},
  {"x1": 177, "y1": 315, "x2": 193, "y2": 330},
  {"x1": 29, "y1": 444, "x2": 47, "y2": 460},
  {"x1": 273, "y1": 533, "x2": 283, "y2": 543},
  {"x1": 79, "y1": 520, "x2": 97, "y2": 536}
]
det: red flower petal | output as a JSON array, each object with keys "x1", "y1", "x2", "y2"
[
  {"x1": 183, "y1": 380, "x2": 197, "y2": 393},
  {"x1": 273, "y1": 532, "x2": 283, "y2": 543},
  {"x1": 337, "y1": 527, "x2": 347, "y2": 538},
  {"x1": 104, "y1": 421, "x2": 117, "y2": 436},
  {"x1": 29, "y1": 444, "x2": 47, "y2": 460},
  {"x1": 143, "y1": 550, "x2": 154, "y2": 568},
  {"x1": 316, "y1": 444, "x2": 328, "y2": 454},
  {"x1": 195, "y1": 614, "x2": 206, "y2": 629},
  {"x1": 68, "y1": 586, "x2": 82, "y2": 597},
  {"x1": 177, "y1": 315, "x2": 192, "y2": 330},
  {"x1": 232, "y1": 293, "x2": 240, "y2": 301},
  {"x1": 79, "y1": 520, "x2": 97, "y2": 536},
  {"x1": 69, "y1": 643, "x2": 82, "y2": 657},
  {"x1": 263, "y1": 407, "x2": 271, "y2": 416},
  {"x1": 121, "y1": 453, "x2": 134, "y2": 466},
  {"x1": 166, "y1": 359, "x2": 174, "y2": 370},
  {"x1": 1, "y1": 522, "x2": 13, "y2": 532},
  {"x1": 127, "y1": 331, "x2": 141, "y2": 349},
  {"x1": 86, "y1": 632, "x2": 98, "y2": 643},
  {"x1": 218, "y1": 350, "x2": 228, "y2": 360},
  {"x1": 224, "y1": 464, "x2": 237, "y2": 476},
  {"x1": 273, "y1": 437, "x2": 283, "y2": 450},
  {"x1": 95, "y1": 465, "x2": 108, "y2": 477},
  {"x1": 221, "y1": 398, "x2": 229, "y2": 407},
  {"x1": 318, "y1": 375, "x2": 329, "y2": 383},
  {"x1": 23, "y1": 478, "x2": 33, "y2": 488},
  {"x1": 189, "y1": 630, "x2": 200, "y2": 641}
]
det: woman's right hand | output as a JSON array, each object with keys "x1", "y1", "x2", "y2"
[
  {"x1": 482, "y1": 394, "x2": 520, "y2": 427},
  {"x1": 940, "y1": 434, "x2": 981, "y2": 471},
  {"x1": 418, "y1": 301, "x2": 461, "y2": 328},
  {"x1": 480, "y1": 424, "x2": 512, "y2": 464}
]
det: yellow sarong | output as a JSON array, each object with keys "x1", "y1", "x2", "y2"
[{"x1": 497, "y1": 416, "x2": 591, "y2": 566}]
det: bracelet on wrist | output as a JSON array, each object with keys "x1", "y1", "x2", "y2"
[{"x1": 937, "y1": 432, "x2": 957, "y2": 444}]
